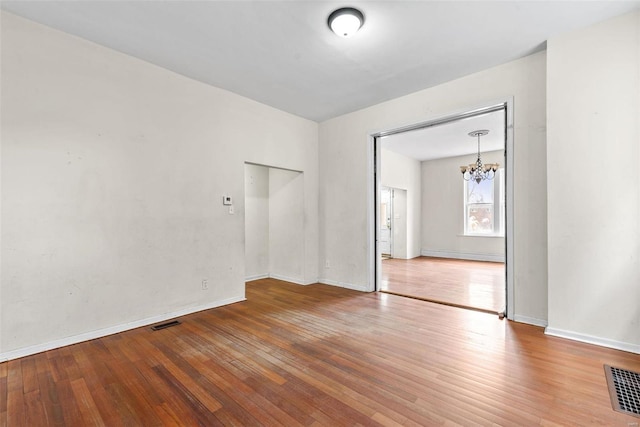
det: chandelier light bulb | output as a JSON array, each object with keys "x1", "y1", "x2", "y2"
[{"x1": 328, "y1": 8, "x2": 365, "y2": 38}]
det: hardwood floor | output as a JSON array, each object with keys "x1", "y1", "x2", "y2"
[
  {"x1": 2, "y1": 278, "x2": 640, "y2": 426},
  {"x1": 381, "y1": 256, "x2": 505, "y2": 314}
]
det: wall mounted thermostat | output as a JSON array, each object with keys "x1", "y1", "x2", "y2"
[{"x1": 223, "y1": 196, "x2": 233, "y2": 205}]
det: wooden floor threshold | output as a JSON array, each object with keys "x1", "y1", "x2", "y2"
[{"x1": 379, "y1": 289, "x2": 505, "y2": 318}]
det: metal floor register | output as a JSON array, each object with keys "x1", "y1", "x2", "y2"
[{"x1": 604, "y1": 365, "x2": 640, "y2": 418}]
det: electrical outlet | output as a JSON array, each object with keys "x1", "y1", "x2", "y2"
[
  {"x1": 325, "y1": 260, "x2": 330, "y2": 268},
  {"x1": 229, "y1": 206, "x2": 234, "y2": 214},
  {"x1": 202, "y1": 279, "x2": 208, "y2": 290}
]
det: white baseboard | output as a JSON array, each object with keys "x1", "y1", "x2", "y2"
[
  {"x1": 246, "y1": 273, "x2": 317, "y2": 286},
  {"x1": 513, "y1": 315, "x2": 548, "y2": 328},
  {"x1": 545, "y1": 327, "x2": 640, "y2": 355},
  {"x1": 319, "y1": 278, "x2": 370, "y2": 292},
  {"x1": 387, "y1": 254, "x2": 421, "y2": 260},
  {"x1": 420, "y1": 249, "x2": 505, "y2": 263},
  {"x1": 0, "y1": 295, "x2": 246, "y2": 362},
  {"x1": 268, "y1": 273, "x2": 312, "y2": 286}
]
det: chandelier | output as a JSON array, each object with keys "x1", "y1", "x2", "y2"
[{"x1": 460, "y1": 130, "x2": 499, "y2": 184}]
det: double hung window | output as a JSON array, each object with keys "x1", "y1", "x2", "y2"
[{"x1": 464, "y1": 169, "x2": 504, "y2": 236}]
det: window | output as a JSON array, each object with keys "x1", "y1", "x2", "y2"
[{"x1": 464, "y1": 169, "x2": 504, "y2": 236}]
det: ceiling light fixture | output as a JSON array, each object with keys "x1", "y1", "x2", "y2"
[
  {"x1": 460, "y1": 130, "x2": 499, "y2": 183},
  {"x1": 328, "y1": 7, "x2": 365, "y2": 38}
]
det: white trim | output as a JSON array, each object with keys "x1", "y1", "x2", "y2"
[
  {"x1": 368, "y1": 134, "x2": 379, "y2": 292},
  {"x1": 0, "y1": 296, "x2": 245, "y2": 362},
  {"x1": 457, "y1": 234, "x2": 505, "y2": 238},
  {"x1": 420, "y1": 249, "x2": 505, "y2": 263},
  {"x1": 545, "y1": 327, "x2": 640, "y2": 355},
  {"x1": 268, "y1": 273, "x2": 313, "y2": 286},
  {"x1": 504, "y1": 97, "x2": 515, "y2": 321},
  {"x1": 513, "y1": 315, "x2": 548, "y2": 327},
  {"x1": 245, "y1": 273, "x2": 269, "y2": 282},
  {"x1": 246, "y1": 274, "x2": 317, "y2": 285},
  {"x1": 368, "y1": 100, "x2": 509, "y2": 138},
  {"x1": 319, "y1": 278, "x2": 369, "y2": 292}
]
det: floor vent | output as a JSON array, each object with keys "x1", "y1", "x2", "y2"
[
  {"x1": 604, "y1": 365, "x2": 640, "y2": 418},
  {"x1": 151, "y1": 320, "x2": 181, "y2": 331}
]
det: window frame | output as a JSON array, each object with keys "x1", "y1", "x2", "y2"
[{"x1": 463, "y1": 168, "x2": 505, "y2": 237}]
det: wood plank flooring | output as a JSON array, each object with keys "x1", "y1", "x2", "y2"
[
  {"x1": 381, "y1": 256, "x2": 505, "y2": 314},
  {"x1": 2, "y1": 278, "x2": 640, "y2": 426}
]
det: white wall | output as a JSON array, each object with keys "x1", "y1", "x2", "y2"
[
  {"x1": 421, "y1": 151, "x2": 505, "y2": 261},
  {"x1": 380, "y1": 148, "x2": 421, "y2": 259},
  {"x1": 244, "y1": 164, "x2": 269, "y2": 279},
  {"x1": 0, "y1": 12, "x2": 319, "y2": 359},
  {"x1": 319, "y1": 51, "x2": 547, "y2": 321},
  {"x1": 547, "y1": 11, "x2": 640, "y2": 352},
  {"x1": 268, "y1": 168, "x2": 305, "y2": 283}
]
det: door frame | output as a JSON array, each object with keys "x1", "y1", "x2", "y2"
[{"x1": 367, "y1": 98, "x2": 514, "y2": 319}]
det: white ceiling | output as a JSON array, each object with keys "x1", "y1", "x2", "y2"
[
  {"x1": 2, "y1": 1, "x2": 639, "y2": 122},
  {"x1": 381, "y1": 109, "x2": 505, "y2": 161}
]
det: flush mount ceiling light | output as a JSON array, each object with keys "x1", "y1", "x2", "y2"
[{"x1": 328, "y1": 7, "x2": 365, "y2": 38}]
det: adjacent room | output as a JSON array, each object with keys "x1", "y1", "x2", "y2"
[
  {"x1": 378, "y1": 108, "x2": 507, "y2": 315},
  {"x1": 1, "y1": 1, "x2": 639, "y2": 425}
]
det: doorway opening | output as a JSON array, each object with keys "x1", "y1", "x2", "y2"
[
  {"x1": 370, "y1": 101, "x2": 513, "y2": 318},
  {"x1": 244, "y1": 163, "x2": 305, "y2": 285},
  {"x1": 380, "y1": 186, "x2": 392, "y2": 258},
  {"x1": 379, "y1": 186, "x2": 408, "y2": 260}
]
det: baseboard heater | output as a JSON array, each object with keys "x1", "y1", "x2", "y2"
[{"x1": 151, "y1": 320, "x2": 181, "y2": 331}]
